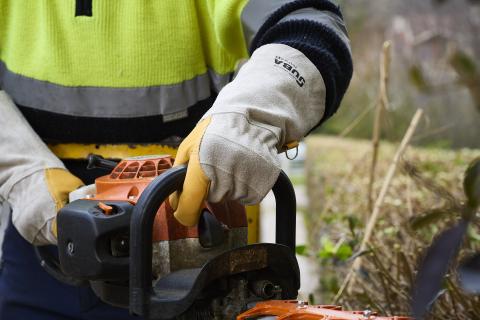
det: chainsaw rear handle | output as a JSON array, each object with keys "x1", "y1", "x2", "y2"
[{"x1": 129, "y1": 165, "x2": 297, "y2": 317}]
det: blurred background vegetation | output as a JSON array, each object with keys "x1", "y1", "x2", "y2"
[
  {"x1": 317, "y1": 0, "x2": 480, "y2": 149},
  {"x1": 303, "y1": 137, "x2": 479, "y2": 318},
  {"x1": 294, "y1": 0, "x2": 480, "y2": 318}
]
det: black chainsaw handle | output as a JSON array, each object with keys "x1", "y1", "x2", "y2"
[{"x1": 129, "y1": 165, "x2": 296, "y2": 317}]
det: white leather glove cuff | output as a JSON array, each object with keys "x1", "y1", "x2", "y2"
[
  {"x1": 0, "y1": 91, "x2": 65, "y2": 199},
  {"x1": 0, "y1": 91, "x2": 67, "y2": 244},
  {"x1": 9, "y1": 171, "x2": 58, "y2": 245},
  {"x1": 202, "y1": 43, "x2": 327, "y2": 147},
  {"x1": 198, "y1": 44, "x2": 326, "y2": 204}
]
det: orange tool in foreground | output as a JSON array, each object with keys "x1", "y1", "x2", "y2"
[{"x1": 237, "y1": 300, "x2": 411, "y2": 320}]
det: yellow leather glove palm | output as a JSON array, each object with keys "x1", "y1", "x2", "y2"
[
  {"x1": 48, "y1": 169, "x2": 85, "y2": 238},
  {"x1": 169, "y1": 117, "x2": 212, "y2": 227}
]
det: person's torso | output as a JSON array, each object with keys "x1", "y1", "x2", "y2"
[{"x1": 0, "y1": 0, "x2": 246, "y2": 143}]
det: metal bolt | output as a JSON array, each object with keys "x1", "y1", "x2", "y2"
[
  {"x1": 363, "y1": 309, "x2": 373, "y2": 319},
  {"x1": 67, "y1": 241, "x2": 75, "y2": 256},
  {"x1": 251, "y1": 280, "x2": 275, "y2": 299},
  {"x1": 297, "y1": 300, "x2": 308, "y2": 309}
]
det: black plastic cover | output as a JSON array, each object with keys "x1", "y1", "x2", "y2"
[{"x1": 57, "y1": 200, "x2": 134, "y2": 280}]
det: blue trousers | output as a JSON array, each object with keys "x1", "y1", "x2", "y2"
[{"x1": 0, "y1": 217, "x2": 142, "y2": 320}]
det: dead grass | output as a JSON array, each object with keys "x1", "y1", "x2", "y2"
[{"x1": 305, "y1": 135, "x2": 479, "y2": 319}]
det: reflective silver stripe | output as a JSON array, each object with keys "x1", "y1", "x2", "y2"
[
  {"x1": 0, "y1": 61, "x2": 231, "y2": 118},
  {"x1": 208, "y1": 69, "x2": 232, "y2": 91},
  {"x1": 241, "y1": 1, "x2": 349, "y2": 50}
]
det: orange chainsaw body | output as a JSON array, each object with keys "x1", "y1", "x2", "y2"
[{"x1": 87, "y1": 155, "x2": 247, "y2": 242}]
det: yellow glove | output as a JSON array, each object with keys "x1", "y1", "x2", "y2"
[
  {"x1": 47, "y1": 169, "x2": 85, "y2": 239},
  {"x1": 169, "y1": 117, "x2": 212, "y2": 227}
]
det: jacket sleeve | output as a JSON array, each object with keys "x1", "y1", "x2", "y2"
[
  {"x1": 210, "y1": 0, "x2": 353, "y2": 129},
  {"x1": 0, "y1": 91, "x2": 65, "y2": 203}
]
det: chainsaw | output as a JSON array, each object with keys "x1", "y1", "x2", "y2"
[
  {"x1": 35, "y1": 154, "x2": 412, "y2": 319},
  {"x1": 36, "y1": 154, "x2": 299, "y2": 319}
]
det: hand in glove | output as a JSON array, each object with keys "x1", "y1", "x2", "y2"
[
  {"x1": 9, "y1": 169, "x2": 83, "y2": 245},
  {"x1": 0, "y1": 91, "x2": 83, "y2": 245},
  {"x1": 170, "y1": 44, "x2": 326, "y2": 226}
]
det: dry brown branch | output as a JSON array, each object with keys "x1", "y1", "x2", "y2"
[
  {"x1": 367, "y1": 41, "x2": 392, "y2": 212},
  {"x1": 334, "y1": 109, "x2": 424, "y2": 302},
  {"x1": 339, "y1": 103, "x2": 376, "y2": 137},
  {"x1": 411, "y1": 123, "x2": 455, "y2": 143},
  {"x1": 406, "y1": 177, "x2": 414, "y2": 217},
  {"x1": 402, "y1": 161, "x2": 459, "y2": 207}
]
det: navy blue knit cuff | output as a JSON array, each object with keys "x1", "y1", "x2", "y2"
[{"x1": 251, "y1": 0, "x2": 353, "y2": 129}]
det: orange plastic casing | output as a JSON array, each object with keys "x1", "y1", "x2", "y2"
[
  {"x1": 87, "y1": 155, "x2": 246, "y2": 242},
  {"x1": 237, "y1": 300, "x2": 412, "y2": 320}
]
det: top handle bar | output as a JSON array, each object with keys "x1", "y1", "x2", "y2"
[{"x1": 129, "y1": 165, "x2": 297, "y2": 316}]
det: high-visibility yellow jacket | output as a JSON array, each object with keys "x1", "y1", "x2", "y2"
[{"x1": 0, "y1": 0, "x2": 352, "y2": 144}]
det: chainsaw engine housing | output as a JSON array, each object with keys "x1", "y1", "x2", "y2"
[
  {"x1": 57, "y1": 156, "x2": 247, "y2": 306},
  {"x1": 55, "y1": 155, "x2": 300, "y2": 318}
]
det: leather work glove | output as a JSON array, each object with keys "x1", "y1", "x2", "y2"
[
  {"x1": 169, "y1": 113, "x2": 282, "y2": 226},
  {"x1": 0, "y1": 90, "x2": 83, "y2": 245},
  {"x1": 170, "y1": 43, "x2": 327, "y2": 226},
  {"x1": 8, "y1": 169, "x2": 83, "y2": 245}
]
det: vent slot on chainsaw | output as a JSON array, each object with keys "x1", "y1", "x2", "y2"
[
  {"x1": 157, "y1": 158, "x2": 173, "y2": 174},
  {"x1": 110, "y1": 162, "x2": 126, "y2": 179},
  {"x1": 138, "y1": 161, "x2": 156, "y2": 178},
  {"x1": 119, "y1": 162, "x2": 140, "y2": 179}
]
